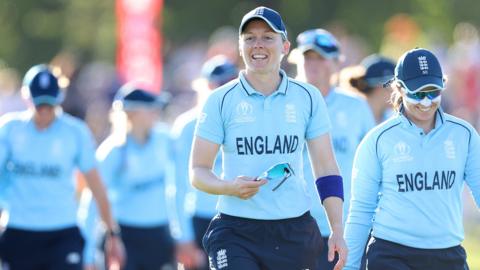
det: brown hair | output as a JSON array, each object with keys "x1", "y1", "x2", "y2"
[
  {"x1": 390, "y1": 82, "x2": 403, "y2": 112},
  {"x1": 339, "y1": 65, "x2": 371, "y2": 96}
]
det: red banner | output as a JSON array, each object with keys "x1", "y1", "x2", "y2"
[{"x1": 116, "y1": 0, "x2": 163, "y2": 93}]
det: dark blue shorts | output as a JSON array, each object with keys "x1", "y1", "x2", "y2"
[
  {"x1": 202, "y1": 211, "x2": 322, "y2": 270},
  {"x1": 187, "y1": 216, "x2": 212, "y2": 270},
  {"x1": 0, "y1": 226, "x2": 84, "y2": 270},
  {"x1": 117, "y1": 224, "x2": 174, "y2": 270},
  {"x1": 193, "y1": 216, "x2": 212, "y2": 249},
  {"x1": 366, "y1": 237, "x2": 469, "y2": 270}
]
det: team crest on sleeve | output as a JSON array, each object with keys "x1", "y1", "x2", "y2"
[
  {"x1": 234, "y1": 101, "x2": 255, "y2": 123},
  {"x1": 443, "y1": 139, "x2": 455, "y2": 159},
  {"x1": 392, "y1": 141, "x2": 413, "y2": 163},
  {"x1": 285, "y1": 103, "x2": 296, "y2": 123},
  {"x1": 198, "y1": 112, "x2": 207, "y2": 123}
]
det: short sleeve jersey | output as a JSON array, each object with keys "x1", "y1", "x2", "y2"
[
  {"x1": 95, "y1": 126, "x2": 175, "y2": 226},
  {"x1": 0, "y1": 110, "x2": 96, "y2": 230},
  {"x1": 195, "y1": 70, "x2": 331, "y2": 219}
]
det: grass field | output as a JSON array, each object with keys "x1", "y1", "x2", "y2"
[{"x1": 464, "y1": 224, "x2": 480, "y2": 270}]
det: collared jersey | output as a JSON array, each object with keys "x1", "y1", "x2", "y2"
[
  {"x1": 82, "y1": 124, "x2": 176, "y2": 263},
  {"x1": 344, "y1": 109, "x2": 480, "y2": 270},
  {"x1": 303, "y1": 88, "x2": 375, "y2": 236},
  {"x1": 0, "y1": 110, "x2": 96, "y2": 230},
  {"x1": 195, "y1": 70, "x2": 331, "y2": 220},
  {"x1": 94, "y1": 125, "x2": 175, "y2": 226},
  {"x1": 172, "y1": 109, "x2": 222, "y2": 241}
]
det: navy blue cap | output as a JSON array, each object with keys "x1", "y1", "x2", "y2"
[
  {"x1": 239, "y1": 6, "x2": 287, "y2": 40},
  {"x1": 113, "y1": 84, "x2": 167, "y2": 111},
  {"x1": 201, "y1": 55, "x2": 238, "y2": 86},
  {"x1": 394, "y1": 48, "x2": 445, "y2": 93},
  {"x1": 23, "y1": 64, "x2": 63, "y2": 106},
  {"x1": 296, "y1": 29, "x2": 340, "y2": 59},
  {"x1": 360, "y1": 54, "x2": 395, "y2": 87}
]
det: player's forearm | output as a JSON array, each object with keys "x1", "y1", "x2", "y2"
[
  {"x1": 191, "y1": 166, "x2": 232, "y2": 195},
  {"x1": 323, "y1": 196, "x2": 344, "y2": 233}
]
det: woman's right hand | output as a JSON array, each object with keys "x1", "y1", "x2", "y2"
[{"x1": 227, "y1": 176, "x2": 267, "y2": 199}]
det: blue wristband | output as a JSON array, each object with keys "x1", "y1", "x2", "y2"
[{"x1": 315, "y1": 175, "x2": 344, "y2": 203}]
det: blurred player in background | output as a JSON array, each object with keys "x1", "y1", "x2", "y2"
[
  {"x1": 0, "y1": 64, "x2": 124, "y2": 270},
  {"x1": 343, "y1": 54, "x2": 396, "y2": 124},
  {"x1": 83, "y1": 84, "x2": 177, "y2": 270},
  {"x1": 289, "y1": 28, "x2": 375, "y2": 270},
  {"x1": 172, "y1": 55, "x2": 238, "y2": 270}
]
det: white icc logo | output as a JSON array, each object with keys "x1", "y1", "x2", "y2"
[
  {"x1": 392, "y1": 141, "x2": 413, "y2": 163},
  {"x1": 444, "y1": 139, "x2": 456, "y2": 159},
  {"x1": 234, "y1": 101, "x2": 255, "y2": 123},
  {"x1": 418, "y1": 56, "x2": 429, "y2": 75},
  {"x1": 285, "y1": 103, "x2": 296, "y2": 123},
  {"x1": 216, "y1": 249, "x2": 228, "y2": 269}
]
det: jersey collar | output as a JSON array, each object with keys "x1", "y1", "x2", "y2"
[
  {"x1": 238, "y1": 69, "x2": 289, "y2": 96},
  {"x1": 399, "y1": 106, "x2": 446, "y2": 131}
]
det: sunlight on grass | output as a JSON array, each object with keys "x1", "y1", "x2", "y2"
[
  {"x1": 464, "y1": 190, "x2": 480, "y2": 270},
  {"x1": 464, "y1": 224, "x2": 480, "y2": 270}
]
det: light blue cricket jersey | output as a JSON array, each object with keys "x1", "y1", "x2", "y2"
[
  {"x1": 95, "y1": 125, "x2": 175, "y2": 226},
  {"x1": 172, "y1": 109, "x2": 222, "y2": 241},
  {"x1": 303, "y1": 88, "x2": 375, "y2": 237},
  {"x1": 195, "y1": 70, "x2": 331, "y2": 220},
  {"x1": 344, "y1": 109, "x2": 480, "y2": 270},
  {"x1": 0, "y1": 110, "x2": 96, "y2": 230},
  {"x1": 82, "y1": 124, "x2": 177, "y2": 264}
]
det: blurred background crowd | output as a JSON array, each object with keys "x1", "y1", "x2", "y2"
[{"x1": 0, "y1": 0, "x2": 480, "y2": 269}]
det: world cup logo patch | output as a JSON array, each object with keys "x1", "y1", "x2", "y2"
[{"x1": 392, "y1": 141, "x2": 413, "y2": 163}]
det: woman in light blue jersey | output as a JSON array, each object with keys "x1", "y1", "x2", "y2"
[
  {"x1": 191, "y1": 6, "x2": 347, "y2": 270},
  {"x1": 345, "y1": 48, "x2": 480, "y2": 270},
  {"x1": 83, "y1": 84, "x2": 177, "y2": 270},
  {"x1": 0, "y1": 64, "x2": 124, "y2": 270},
  {"x1": 172, "y1": 55, "x2": 238, "y2": 270},
  {"x1": 289, "y1": 28, "x2": 376, "y2": 270}
]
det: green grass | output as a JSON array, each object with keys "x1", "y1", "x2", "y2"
[{"x1": 464, "y1": 223, "x2": 480, "y2": 270}]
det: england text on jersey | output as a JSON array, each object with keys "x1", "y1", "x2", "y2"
[
  {"x1": 396, "y1": 170, "x2": 455, "y2": 192},
  {"x1": 236, "y1": 135, "x2": 299, "y2": 155}
]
